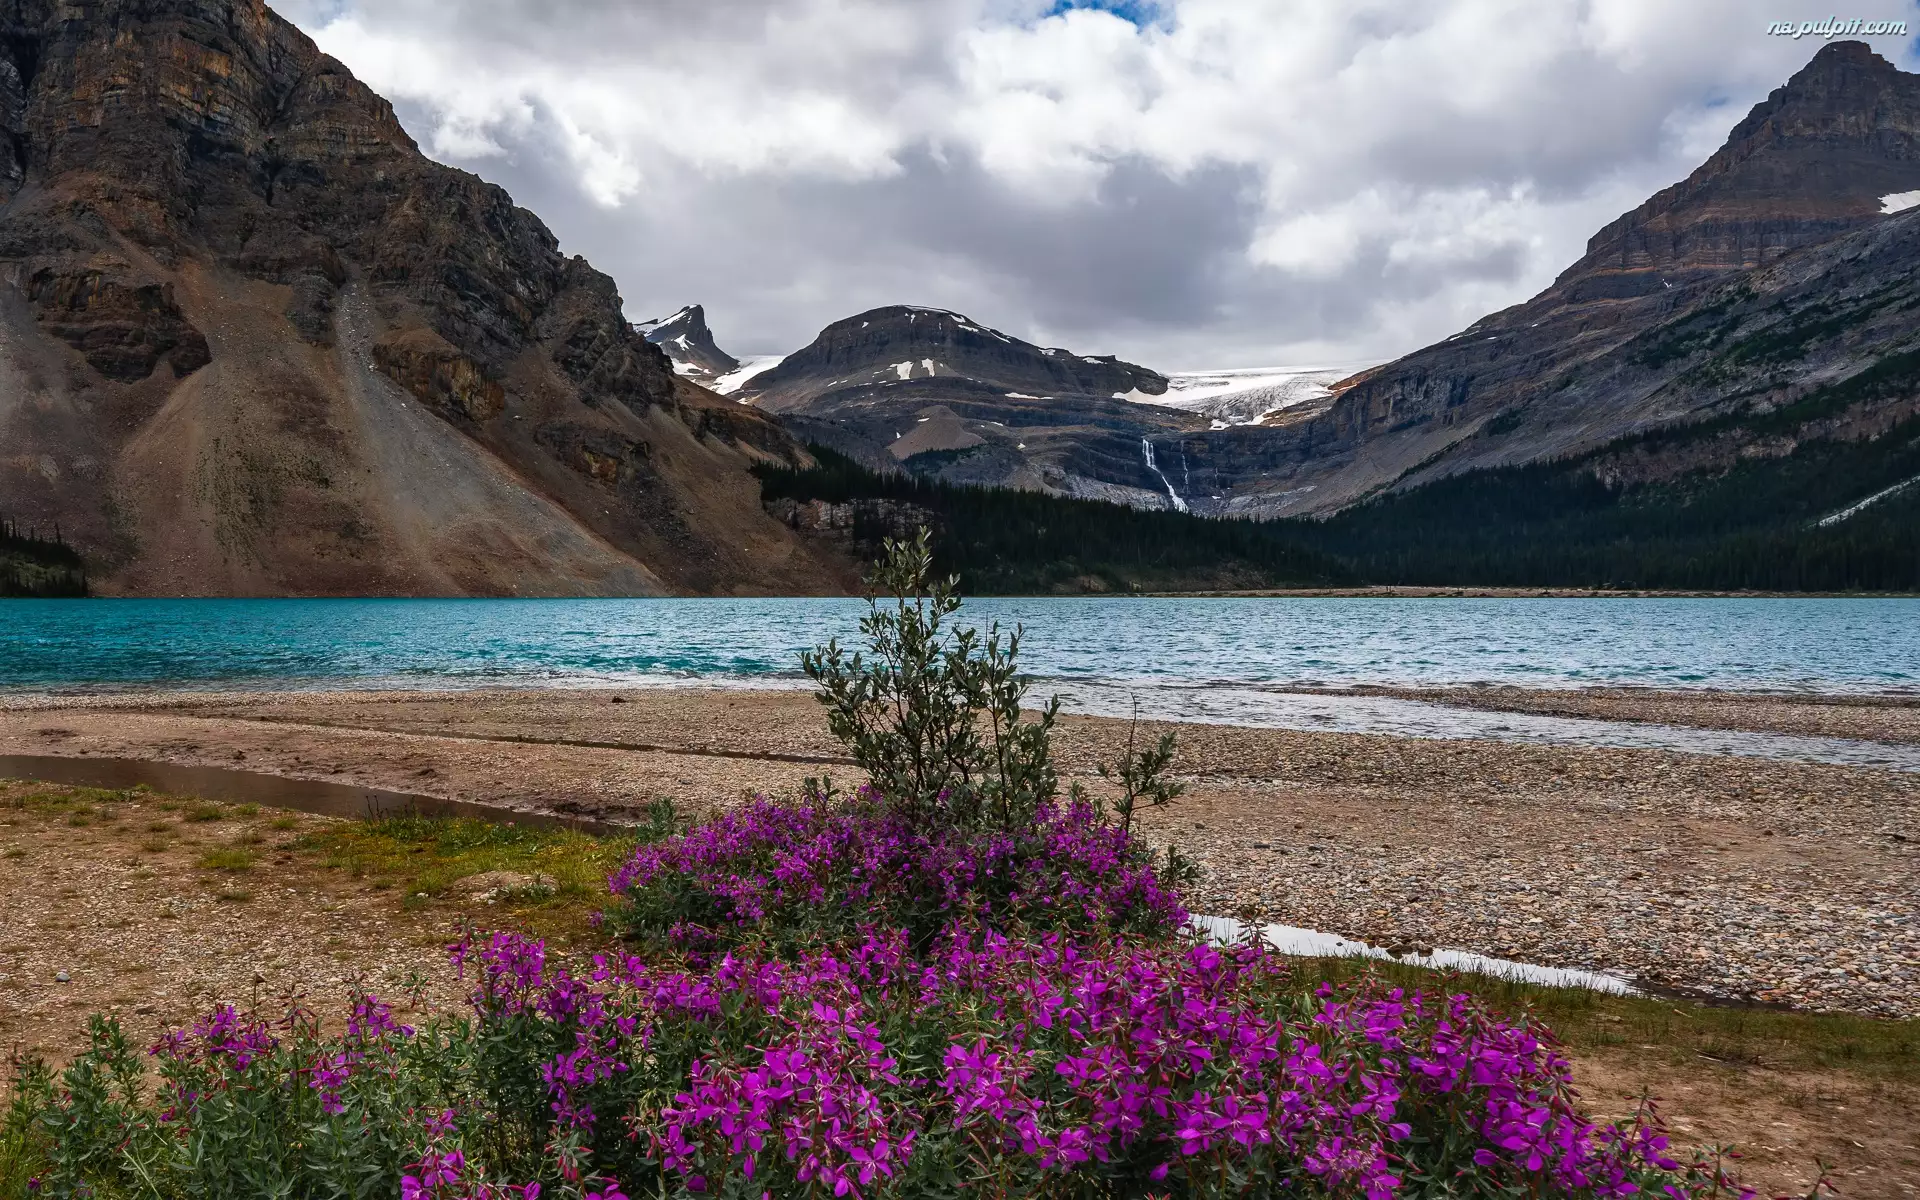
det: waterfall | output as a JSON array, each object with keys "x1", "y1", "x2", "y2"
[{"x1": 1141, "y1": 438, "x2": 1189, "y2": 513}]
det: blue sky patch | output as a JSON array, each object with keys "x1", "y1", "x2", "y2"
[{"x1": 1043, "y1": 0, "x2": 1164, "y2": 27}]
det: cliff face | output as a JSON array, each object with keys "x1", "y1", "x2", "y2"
[
  {"x1": 1558, "y1": 38, "x2": 1920, "y2": 299},
  {"x1": 1173, "y1": 41, "x2": 1920, "y2": 518},
  {"x1": 0, "y1": 0, "x2": 851, "y2": 596}
]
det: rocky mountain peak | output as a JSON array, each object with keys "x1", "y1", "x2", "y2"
[
  {"x1": 1551, "y1": 40, "x2": 1920, "y2": 302},
  {"x1": 742, "y1": 305, "x2": 1167, "y2": 413},
  {"x1": 637, "y1": 303, "x2": 739, "y2": 378}
]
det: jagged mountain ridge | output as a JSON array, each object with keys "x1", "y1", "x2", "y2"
[
  {"x1": 637, "y1": 304, "x2": 739, "y2": 380},
  {"x1": 0, "y1": 0, "x2": 850, "y2": 596},
  {"x1": 1169, "y1": 40, "x2": 1920, "y2": 518},
  {"x1": 736, "y1": 305, "x2": 1203, "y2": 508}
]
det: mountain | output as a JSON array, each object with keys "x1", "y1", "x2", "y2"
[
  {"x1": 742, "y1": 305, "x2": 1170, "y2": 411},
  {"x1": 0, "y1": 0, "x2": 849, "y2": 597},
  {"x1": 745, "y1": 40, "x2": 1920, "y2": 590},
  {"x1": 734, "y1": 305, "x2": 1210, "y2": 509},
  {"x1": 637, "y1": 303, "x2": 740, "y2": 381},
  {"x1": 1279, "y1": 195, "x2": 1920, "y2": 590},
  {"x1": 1169, "y1": 40, "x2": 1920, "y2": 519}
]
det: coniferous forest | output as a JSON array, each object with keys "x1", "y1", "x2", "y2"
[
  {"x1": 753, "y1": 448, "x2": 1357, "y2": 593},
  {"x1": 758, "y1": 433, "x2": 1920, "y2": 594},
  {"x1": 1293, "y1": 411, "x2": 1920, "y2": 593},
  {"x1": 0, "y1": 519, "x2": 89, "y2": 598}
]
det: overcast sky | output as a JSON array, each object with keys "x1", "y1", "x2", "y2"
[{"x1": 276, "y1": 0, "x2": 1918, "y2": 371}]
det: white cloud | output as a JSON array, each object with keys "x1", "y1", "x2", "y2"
[{"x1": 281, "y1": 0, "x2": 1918, "y2": 367}]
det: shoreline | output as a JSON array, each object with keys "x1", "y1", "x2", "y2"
[
  {"x1": 0, "y1": 685, "x2": 1913, "y2": 1020},
  {"x1": 1353, "y1": 683, "x2": 1920, "y2": 744},
  {"x1": 14, "y1": 680, "x2": 1920, "y2": 770}
]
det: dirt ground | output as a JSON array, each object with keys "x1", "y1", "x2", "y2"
[
  {"x1": 2, "y1": 687, "x2": 1917, "y2": 1196},
  {"x1": 0, "y1": 783, "x2": 471, "y2": 1069},
  {"x1": 2, "y1": 688, "x2": 1913, "y2": 1014}
]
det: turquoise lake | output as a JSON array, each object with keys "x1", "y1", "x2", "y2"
[{"x1": 1, "y1": 596, "x2": 1913, "y2": 693}]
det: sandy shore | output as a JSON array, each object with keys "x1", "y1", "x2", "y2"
[{"x1": 1, "y1": 686, "x2": 1916, "y2": 1018}]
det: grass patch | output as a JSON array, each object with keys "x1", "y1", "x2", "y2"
[
  {"x1": 268, "y1": 815, "x2": 300, "y2": 831},
  {"x1": 293, "y1": 807, "x2": 673, "y2": 939},
  {"x1": 196, "y1": 848, "x2": 255, "y2": 873},
  {"x1": 1285, "y1": 955, "x2": 1919, "y2": 1083},
  {"x1": 183, "y1": 803, "x2": 225, "y2": 823},
  {"x1": 1, "y1": 786, "x2": 122, "y2": 821}
]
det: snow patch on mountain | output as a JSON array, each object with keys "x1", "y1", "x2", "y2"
[
  {"x1": 1122, "y1": 366, "x2": 1362, "y2": 426},
  {"x1": 711, "y1": 355, "x2": 787, "y2": 396}
]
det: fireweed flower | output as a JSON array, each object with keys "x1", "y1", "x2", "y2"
[
  {"x1": 422, "y1": 911, "x2": 1725, "y2": 1198},
  {"x1": 606, "y1": 792, "x2": 1188, "y2": 950}
]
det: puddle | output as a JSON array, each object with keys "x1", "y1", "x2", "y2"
[
  {"x1": 0, "y1": 755, "x2": 623, "y2": 835},
  {"x1": 1190, "y1": 914, "x2": 1642, "y2": 996},
  {"x1": 1052, "y1": 681, "x2": 1920, "y2": 773}
]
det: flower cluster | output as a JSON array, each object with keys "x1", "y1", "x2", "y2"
[
  {"x1": 439, "y1": 924, "x2": 1740, "y2": 1199},
  {"x1": 16, "y1": 908, "x2": 1746, "y2": 1200},
  {"x1": 607, "y1": 788, "x2": 1187, "y2": 949},
  {"x1": 151, "y1": 1003, "x2": 280, "y2": 1072}
]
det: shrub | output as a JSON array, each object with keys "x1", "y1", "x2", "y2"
[
  {"x1": 9, "y1": 931, "x2": 1740, "y2": 1199},
  {"x1": 607, "y1": 787, "x2": 1187, "y2": 952},
  {"x1": 803, "y1": 530, "x2": 1060, "y2": 834},
  {"x1": 9, "y1": 997, "x2": 459, "y2": 1200},
  {"x1": 610, "y1": 533, "x2": 1193, "y2": 951}
]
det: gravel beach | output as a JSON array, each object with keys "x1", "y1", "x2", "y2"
[
  {"x1": 2, "y1": 685, "x2": 1915, "y2": 1018},
  {"x1": 1367, "y1": 685, "x2": 1920, "y2": 745}
]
